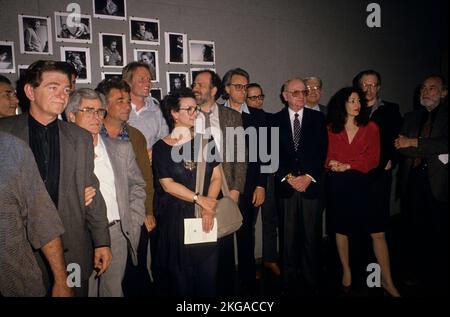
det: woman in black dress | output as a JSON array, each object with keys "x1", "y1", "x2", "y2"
[{"x1": 152, "y1": 88, "x2": 222, "y2": 297}]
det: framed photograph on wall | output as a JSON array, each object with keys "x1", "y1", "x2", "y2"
[
  {"x1": 55, "y1": 12, "x2": 92, "y2": 44},
  {"x1": 101, "y1": 71, "x2": 122, "y2": 80},
  {"x1": 134, "y1": 49, "x2": 159, "y2": 82},
  {"x1": 129, "y1": 17, "x2": 160, "y2": 45},
  {"x1": 190, "y1": 68, "x2": 216, "y2": 84},
  {"x1": 0, "y1": 41, "x2": 15, "y2": 74},
  {"x1": 18, "y1": 14, "x2": 53, "y2": 55},
  {"x1": 18, "y1": 64, "x2": 29, "y2": 79},
  {"x1": 99, "y1": 33, "x2": 126, "y2": 68},
  {"x1": 151, "y1": 88, "x2": 162, "y2": 103},
  {"x1": 60, "y1": 47, "x2": 91, "y2": 84},
  {"x1": 166, "y1": 72, "x2": 188, "y2": 93},
  {"x1": 93, "y1": 0, "x2": 127, "y2": 20},
  {"x1": 189, "y1": 40, "x2": 215, "y2": 65},
  {"x1": 164, "y1": 32, "x2": 187, "y2": 65}
]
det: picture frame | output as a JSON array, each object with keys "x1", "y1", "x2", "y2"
[
  {"x1": 0, "y1": 41, "x2": 16, "y2": 74},
  {"x1": 133, "y1": 49, "x2": 159, "y2": 82},
  {"x1": 189, "y1": 40, "x2": 215, "y2": 65},
  {"x1": 129, "y1": 17, "x2": 160, "y2": 45},
  {"x1": 164, "y1": 32, "x2": 187, "y2": 65},
  {"x1": 60, "y1": 46, "x2": 92, "y2": 84},
  {"x1": 18, "y1": 14, "x2": 53, "y2": 55},
  {"x1": 166, "y1": 71, "x2": 189, "y2": 93},
  {"x1": 55, "y1": 12, "x2": 92, "y2": 44},
  {"x1": 93, "y1": 0, "x2": 127, "y2": 21},
  {"x1": 101, "y1": 71, "x2": 122, "y2": 81},
  {"x1": 99, "y1": 33, "x2": 126, "y2": 68},
  {"x1": 150, "y1": 88, "x2": 162, "y2": 103}
]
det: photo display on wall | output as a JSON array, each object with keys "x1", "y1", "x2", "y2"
[{"x1": 18, "y1": 14, "x2": 53, "y2": 55}]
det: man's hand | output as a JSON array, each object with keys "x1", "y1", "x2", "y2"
[
  {"x1": 144, "y1": 215, "x2": 156, "y2": 232},
  {"x1": 394, "y1": 135, "x2": 418, "y2": 149},
  {"x1": 94, "y1": 247, "x2": 112, "y2": 276},
  {"x1": 229, "y1": 190, "x2": 240, "y2": 204},
  {"x1": 84, "y1": 186, "x2": 96, "y2": 206},
  {"x1": 51, "y1": 281, "x2": 74, "y2": 297},
  {"x1": 288, "y1": 175, "x2": 312, "y2": 192},
  {"x1": 252, "y1": 186, "x2": 265, "y2": 207}
]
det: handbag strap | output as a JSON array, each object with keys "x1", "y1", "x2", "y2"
[
  {"x1": 218, "y1": 164, "x2": 230, "y2": 197},
  {"x1": 195, "y1": 136, "x2": 207, "y2": 218}
]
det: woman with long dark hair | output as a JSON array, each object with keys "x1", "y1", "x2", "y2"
[{"x1": 326, "y1": 87, "x2": 400, "y2": 297}]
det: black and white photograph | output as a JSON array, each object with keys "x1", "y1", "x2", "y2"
[
  {"x1": 93, "y1": 0, "x2": 127, "y2": 20},
  {"x1": 18, "y1": 15, "x2": 53, "y2": 54},
  {"x1": 129, "y1": 17, "x2": 159, "y2": 45},
  {"x1": 189, "y1": 40, "x2": 215, "y2": 65},
  {"x1": 190, "y1": 68, "x2": 216, "y2": 84},
  {"x1": 101, "y1": 72, "x2": 122, "y2": 81},
  {"x1": 165, "y1": 32, "x2": 187, "y2": 64},
  {"x1": 134, "y1": 49, "x2": 159, "y2": 82},
  {"x1": 0, "y1": 41, "x2": 15, "y2": 73},
  {"x1": 150, "y1": 88, "x2": 162, "y2": 103},
  {"x1": 17, "y1": 65, "x2": 29, "y2": 79},
  {"x1": 55, "y1": 12, "x2": 92, "y2": 43},
  {"x1": 60, "y1": 47, "x2": 91, "y2": 84},
  {"x1": 99, "y1": 33, "x2": 126, "y2": 68},
  {"x1": 166, "y1": 72, "x2": 188, "y2": 93}
]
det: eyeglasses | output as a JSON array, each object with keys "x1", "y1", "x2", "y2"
[
  {"x1": 228, "y1": 83, "x2": 248, "y2": 91},
  {"x1": 179, "y1": 106, "x2": 199, "y2": 115},
  {"x1": 285, "y1": 90, "x2": 308, "y2": 98},
  {"x1": 0, "y1": 90, "x2": 17, "y2": 98},
  {"x1": 306, "y1": 86, "x2": 321, "y2": 92},
  {"x1": 77, "y1": 107, "x2": 107, "y2": 119},
  {"x1": 361, "y1": 83, "x2": 378, "y2": 91},
  {"x1": 247, "y1": 94, "x2": 265, "y2": 101}
]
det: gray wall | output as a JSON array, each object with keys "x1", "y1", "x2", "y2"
[{"x1": 0, "y1": 0, "x2": 445, "y2": 113}]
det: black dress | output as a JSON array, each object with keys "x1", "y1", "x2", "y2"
[{"x1": 152, "y1": 136, "x2": 218, "y2": 276}]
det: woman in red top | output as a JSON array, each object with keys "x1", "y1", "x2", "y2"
[{"x1": 326, "y1": 87, "x2": 400, "y2": 297}]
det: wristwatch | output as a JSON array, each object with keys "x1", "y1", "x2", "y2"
[{"x1": 193, "y1": 192, "x2": 199, "y2": 204}]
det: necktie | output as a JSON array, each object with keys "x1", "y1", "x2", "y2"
[
  {"x1": 200, "y1": 110, "x2": 211, "y2": 137},
  {"x1": 293, "y1": 113, "x2": 301, "y2": 151},
  {"x1": 413, "y1": 111, "x2": 432, "y2": 168}
]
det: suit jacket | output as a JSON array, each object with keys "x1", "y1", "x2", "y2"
[
  {"x1": 241, "y1": 106, "x2": 268, "y2": 198},
  {"x1": 398, "y1": 103, "x2": 448, "y2": 202},
  {"x1": 102, "y1": 137, "x2": 146, "y2": 265},
  {"x1": 0, "y1": 113, "x2": 110, "y2": 290},
  {"x1": 217, "y1": 104, "x2": 247, "y2": 194},
  {"x1": 271, "y1": 107, "x2": 328, "y2": 199},
  {"x1": 369, "y1": 100, "x2": 403, "y2": 174},
  {"x1": 128, "y1": 125, "x2": 154, "y2": 217}
]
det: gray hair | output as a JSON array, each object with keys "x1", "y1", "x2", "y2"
[
  {"x1": 282, "y1": 77, "x2": 304, "y2": 92},
  {"x1": 65, "y1": 88, "x2": 107, "y2": 117},
  {"x1": 303, "y1": 76, "x2": 323, "y2": 89}
]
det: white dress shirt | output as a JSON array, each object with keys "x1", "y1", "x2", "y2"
[{"x1": 195, "y1": 102, "x2": 222, "y2": 154}]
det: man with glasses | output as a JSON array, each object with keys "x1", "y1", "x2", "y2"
[
  {"x1": 304, "y1": 76, "x2": 327, "y2": 115},
  {"x1": 96, "y1": 77, "x2": 155, "y2": 296},
  {"x1": 0, "y1": 75, "x2": 19, "y2": 117},
  {"x1": 65, "y1": 88, "x2": 146, "y2": 297},
  {"x1": 246, "y1": 83, "x2": 265, "y2": 110},
  {"x1": 191, "y1": 69, "x2": 246, "y2": 296},
  {"x1": 272, "y1": 77, "x2": 327, "y2": 295},
  {"x1": 0, "y1": 60, "x2": 111, "y2": 297},
  {"x1": 222, "y1": 68, "x2": 268, "y2": 295}
]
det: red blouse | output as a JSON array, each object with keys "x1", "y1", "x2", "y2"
[{"x1": 325, "y1": 121, "x2": 380, "y2": 174}]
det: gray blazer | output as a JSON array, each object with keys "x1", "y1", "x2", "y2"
[
  {"x1": 0, "y1": 113, "x2": 110, "y2": 295},
  {"x1": 217, "y1": 104, "x2": 247, "y2": 194},
  {"x1": 102, "y1": 137, "x2": 146, "y2": 265}
]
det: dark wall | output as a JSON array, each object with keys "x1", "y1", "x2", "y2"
[{"x1": 0, "y1": 0, "x2": 446, "y2": 113}]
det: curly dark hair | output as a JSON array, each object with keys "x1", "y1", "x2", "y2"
[
  {"x1": 326, "y1": 87, "x2": 369, "y2": 133},
  {"x1": 161, "y1": 87, "x2": 196, "y2": 132}
]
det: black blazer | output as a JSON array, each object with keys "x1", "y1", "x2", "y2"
[
  {"x1": 241, "y1": 107, "x2": 268, "y2": 198},
  {"x1": 369, "y1": 100, "x2": 403, "y2": 173},
  {"x1": 271, "y1": 107, "x2": 327, "y2": 199}
]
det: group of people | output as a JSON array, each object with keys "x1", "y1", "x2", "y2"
[{"x1": 0, "y1": 60, "x2": 447, "y2": 298}]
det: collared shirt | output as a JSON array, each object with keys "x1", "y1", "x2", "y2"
[
  {"x1": 28, "y1": 114, "x2": 60, "y2": 207},
  {"x1": 99, "y1": 123, "x2": 130, "y2": 141},
  {"x1": 369, "y1": 99, "x2": 383, "y2": 118},
  {"x1": 224, "y1": 100, "x2": 250, "y2": 114},
  {"x1": 195, "y1": 102, "x2": 222, "y2": 153},
  {"x1": 288, "y1": 107, "x2": 304, "y2": 137},
  {"x1": 306, "y1": 104, "x2": 321, "y2": 112},
  {"x1": 128, "y1": 96, "x2": 169, "y2": 150},
  {"x1": 94, "y1": 135, "x2": 120, "y2": 223}
]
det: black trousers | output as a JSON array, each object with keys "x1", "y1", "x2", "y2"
[
  {"x1": 261, "y1": 174, "x2": 279, "y2": 263},
  {"x1": 278, "y1": 191, "x2": 322, "y2": 292},
  {"x1": 216, "y1": 234, "x2": 236, "y2": 296}
]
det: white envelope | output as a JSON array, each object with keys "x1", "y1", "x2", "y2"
[
  {"x1": 438, "y1": 154, "x2": 448, "y2": 165},
  {"x1": 184, "y1": 218, "x2": 217, "y2": 245}
]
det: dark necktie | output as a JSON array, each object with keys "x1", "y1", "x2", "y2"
[
  {"x1": 413, "y1": 111, "x2": 432, "y2": 168},
  {"x1": 293, "y1": 113, "x2": 301, "y2": 151}
]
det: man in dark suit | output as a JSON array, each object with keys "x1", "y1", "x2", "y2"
[
  {"x1": 192, "y1": 69, "x2": 246, "y2": 296},
  {"x1": 395, "y1": 74, "x2": 448, "y2": 294},
  {"x1": 304, "y1": 76, "x2": 327, "y2": 115},
  {"x1": 221, "y1": 69, "x2": 268, "y2": 293},
  {"x1": 0, "y1": 60, "x2": 111, "y2": 297},
  {"x1": 272, "y1": 77, "x2": 327, "y2": 294}
]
